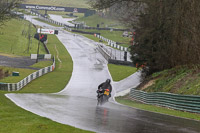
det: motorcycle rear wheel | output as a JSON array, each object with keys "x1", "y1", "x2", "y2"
[{"x1": 97, "y1": 95, "x2": 103, "y2": 105}]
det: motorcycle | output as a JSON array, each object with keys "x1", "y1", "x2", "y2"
[{"x1": 97, "y1": 88, "x2": 110, "y2": 105}]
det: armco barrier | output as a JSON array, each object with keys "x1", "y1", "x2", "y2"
[
  {"x1": 130, "y1": 88, "x2": 200, "y2": 113},
  {"x1": 96, "y1": 44, "x2": 112, "y2": 61},
  {"x1": 95, "y1": 34, "x2": 128, "y2": 52},
  {"x1": 0, "y1": 57, "x2": 55, "y2": 91}
]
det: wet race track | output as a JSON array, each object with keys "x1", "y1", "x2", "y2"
[
  {"x1": 6, "y1": 15, "x2": 200, "y2": 133},
  {"x1": 7, "y1": 94, "x2": 200, "y2": 133}
]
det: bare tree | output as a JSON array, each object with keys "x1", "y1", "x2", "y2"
[{"x1": 0, "y1": 0, "x2": 23, "y2": 26}]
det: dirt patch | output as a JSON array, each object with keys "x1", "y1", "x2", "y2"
[
  {"x1": 136, "y1": 76, "x2": 158, "y2": 91},
  {"x1": 169, "y1": 71, "x2": 198, "y2": 93},
  {"x1": 140, "y1": 79, "x2": 156, "y2": 91}
]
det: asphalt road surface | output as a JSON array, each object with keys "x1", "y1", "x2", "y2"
[
  {"x1": 0, "y1": 55, "x2": 40, "y2": 70},
  {"x1": 6, "y1": 15, "x2": 200, "y2": 133}
]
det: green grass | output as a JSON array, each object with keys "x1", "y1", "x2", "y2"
[
  {"x1": 116, "y1": 95, "x2": 200, "y2": 121},
  {"x1": 108, "y1": 64, "x2": 137, "y2": 81},
  {"x1": 0, "y1": 19, "x2": 52, "y2": 84},
  {"x1": 0, "y1": 67, "x2": 35, "y2": 83},
  {"x1": 0, "y1": 19, "x2": 46, "y2": 56},
  {"x1": 23, "y1": 0, "x2": 90, "y2": 8},
  {"x1": 143, "y1": 66, "x2": 200, "y2": 95},
  {"x1": 76, "y1": 14, "x2": 125, "y2": 29},
  {"x1": 30, "y1": 60, "x2": 53, "y2": 68}
]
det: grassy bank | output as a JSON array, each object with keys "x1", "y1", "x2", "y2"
[
  {"x1": 75, "y1": 14, "x2": 125, "y2": 29},
  {"x1": 0, "y1": 18, "x2": 51, "y2": 83},
  {"x1": 115, "y1": 66, "x2": 200, "y2": 121},
  {"x1": 140, "y1": 66, "x2": 200, "y2": 95},
  {"x1": 0, "y1": 19, "x2": 46, "y2": 56},
  {"x1": 116, "y1": 95, "x2": 200, "y2": 121},
  {"x1": 108, "y1": 64, "x2": 137, "y2": 81}
]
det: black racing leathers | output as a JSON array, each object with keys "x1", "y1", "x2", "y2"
[{"x1": 97, "y1": 82, "x2": 112, "y2": 97}]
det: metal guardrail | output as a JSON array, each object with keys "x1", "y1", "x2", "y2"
[
  {"x1": 95, "y1": 34, "x2": 128, "y2": 52},
  {"x1": 130, "y1": 88, "x2": 200, "y2": 113},
  {"x1": 96, "y1": 44, "x2": 112, "y2": 61},
  {"x1": 38, "y1": 15, "x2": 65, "y2": 27}
]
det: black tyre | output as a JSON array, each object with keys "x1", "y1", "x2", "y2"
[
  {"x1": 102, "y1": 95, "x2": 108, "y2": 102},
  {"x1": 97, "y1": 95, "x2": 103, "y2": 105}
]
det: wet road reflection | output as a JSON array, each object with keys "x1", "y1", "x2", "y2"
[{"x1": 6, "y1": 94, "x2": 200, "y2": 133}]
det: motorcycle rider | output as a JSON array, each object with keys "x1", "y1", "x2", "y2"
[{"x1": 97, "y1": 79, "x2": 112, "y2": 98}]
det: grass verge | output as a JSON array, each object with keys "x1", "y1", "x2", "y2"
[
  {"x1": 108, "y1": 64, "x2": 137, "y2": 81},
  {"x1": 116, "y1": 95, "x2": 200, "y2": 121},
  {"x1": 142, "y1": 66, "x2": 200, "y2": 95},
  {"x1": 0, "y1": 67, "x2": 36, "y2": 83},
  {"x1": 30, "y1": 60, "x2": 53, "y2": 68}
]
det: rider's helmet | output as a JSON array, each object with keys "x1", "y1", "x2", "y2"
[{"x1": 106, "y1": 79, "x2": 111, "y2": 84}]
